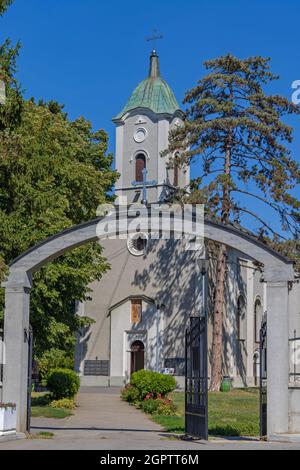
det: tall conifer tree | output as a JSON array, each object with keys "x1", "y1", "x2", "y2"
[{"x1": 166, "y1": 54, "x2": 300, "y2": 391}]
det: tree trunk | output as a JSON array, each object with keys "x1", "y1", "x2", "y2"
[
  {"x1": 210, "y1": 104, "x2": 232, "y2": 392},
  {"x1": 209, "y1": 243, "x2": 227, "y2": 391}
]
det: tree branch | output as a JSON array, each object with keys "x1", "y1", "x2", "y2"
[{"x1": 235, "y1": 206, "x2": 288, "y2": 240}]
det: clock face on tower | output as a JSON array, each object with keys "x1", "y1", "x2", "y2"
[{"x1": 134, "y1": 127, "x2": 147, "y2": 143}]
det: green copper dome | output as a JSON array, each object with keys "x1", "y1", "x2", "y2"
[{"x1": 114, "y1": 51, "x2": 181, "y2": 120}]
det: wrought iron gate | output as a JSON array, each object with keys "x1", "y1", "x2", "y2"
[
  {"x1": 26, "y1": 325, "x2": 33, "y2": 433},
  {"x1": 260, "y1": 317, "x2": 267, "y2": 439},
  {"x1": 185, "y1": 316, "x2": 208, "y2": 440}
]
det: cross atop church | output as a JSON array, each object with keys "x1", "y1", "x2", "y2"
[
  {"x1": 146, "y1": 29, "x2": 163, "y2": 50},
  {"x1": 132, "y1": 168, "x2": 157, "y2": 206}
]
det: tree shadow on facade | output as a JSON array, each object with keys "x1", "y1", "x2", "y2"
[
  {"x1": 207, "y1": 244, "x2": 248, "y2": 387},
  {"x1": 131, "y1": 238, "x2": 201, "y2": 374}
]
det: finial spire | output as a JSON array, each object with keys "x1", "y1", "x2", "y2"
[
  {"x1": 149, "y1": 49, "x2": 160, "y2": 78},
  {"x1": 146, "y1": 30, "x2": 163, "y2": 78}
]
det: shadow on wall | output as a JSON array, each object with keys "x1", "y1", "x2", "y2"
[
  {"x1": 207, "y1": 242, "x2": 247, "y2": 386},
  {"x1": 131, "y1": 238, "x2": 201, "y2": 367},
  {"x1": 76, "y1": 237, "x2": 248, "y2": 385}
]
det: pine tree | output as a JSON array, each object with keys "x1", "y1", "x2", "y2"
[
  {"x1": 0, "y1": 0, "x2": 13, "y2": 16},
  {"x1": 166, "y1": 54, "x2": 300, "y2": 391}
]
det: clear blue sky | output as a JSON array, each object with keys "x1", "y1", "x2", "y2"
[{"x1": 1, "y1": 0, "x2": 300, "y2": 233}]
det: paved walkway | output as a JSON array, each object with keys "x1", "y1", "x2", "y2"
[{"x1": 1, "y1": 388, "x2": 300, "y2": 450}]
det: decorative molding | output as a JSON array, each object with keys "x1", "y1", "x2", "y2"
[
  {"x1": 133, "y1": 127, "x2": 147, "y2": 144},
  {"x1": 130, "y1": 149, "x2": 150, "y2": 163},
  {"x1": 113, "y1": 107, "x2": 185, "y2": 125},
  {"x1": 135, "y1": 116, "x2": 147, "y2": 125},
  {"x1": 108, "y1": 295, "x2": 155, "y2": 314},
  {"x1": 127, "y1": 232, "x2": 148, "y2": 257},
  {"x1": 254, "y1": 294, "x2": 262, "y2": 305}
]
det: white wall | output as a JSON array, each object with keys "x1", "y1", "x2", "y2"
[{"x1": 110, "y1": 300, "x2": 159, "y2": 381}]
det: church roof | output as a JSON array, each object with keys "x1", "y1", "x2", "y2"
[{"x1": 113, "y1": 50, "x2": 181, "y2": 120}]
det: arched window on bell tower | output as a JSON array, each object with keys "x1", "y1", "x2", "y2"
[{"x1": 135, "y1": 154, "x2": 146, "y2": 182}]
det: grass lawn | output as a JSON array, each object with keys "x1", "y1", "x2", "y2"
[
  {"x1": 152, "y1": 389, "x2": 260, "y2": 437},
  {"x1": 31, "y1": 392, "x2": 73, "y2": 419}
]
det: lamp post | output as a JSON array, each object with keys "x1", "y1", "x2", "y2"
[{"x1": 198, "y1": 257, "x2": 209, "y2": 318}]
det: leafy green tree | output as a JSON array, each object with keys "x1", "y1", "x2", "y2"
[
  {"x1": 166, "y1": 54, "x2": 300, "y2": 391},
  {"x1": 0, "y1": 40, "x2": 117, "y2": 359},
  {"x1": 0, "y1": 0, "x2": 13, "y2": 16}
]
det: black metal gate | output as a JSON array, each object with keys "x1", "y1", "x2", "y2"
[
  {"x1": 260, "y1": 317, "x2": 267, "y2": 439},
  {"x1": 26, "y1": 325, "x2": 33, "y2": 433},
  {"x1": 185, "y1": 316, "x2": 208, "y2": 440}
]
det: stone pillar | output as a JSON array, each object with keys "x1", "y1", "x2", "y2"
[
  {"x1": 2, "y1": 275, "x2": 32, "y2": 433},
  {"x1": 267, "y1": 281, "x2": 289, "y2": 437}
]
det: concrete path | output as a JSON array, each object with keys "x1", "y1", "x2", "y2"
[{"x1": 1, "y1": 387, "x2": 300, "y2": 450}]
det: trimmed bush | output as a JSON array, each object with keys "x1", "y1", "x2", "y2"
[
  {"x1": 130, "y1": 370, "x2": 176, "y2": 400},
  {"x1": 121, "y1": 385, "x2": 141, "y2": 403},
  {"x1": 47, "y1": 368, "x2": 80, "y2": 399},
  {"x1": 139, "y1": 397, "x2": 177, "y2": 416},
  {"x1": 156, "y1": 398, "x2": 177, "y2": 416},
  {"x1": 139, "y1": 398, "x2": 161, "y2": 414},
  {"x1": 37, "y1": 349, "x2": 74, "y2": 385},
  {"x1": 50, "y1": 398, "x2": 76, "y2": 410}
]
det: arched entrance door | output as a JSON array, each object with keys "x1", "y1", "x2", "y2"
[{"x1": 130, "y1": 340, "x2": 145, "y2": 375}]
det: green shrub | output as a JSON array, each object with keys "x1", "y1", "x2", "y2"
[
  {"x1": 139, "y1": 397, "x2": 177, "y2": 416},
  {"x1": 121, "y1": 385, "x2": 141, "y2": 403},
  {"x1": 156, "y1": 399, "x2": 177, "y2": 416},
  {"x1": 47, "y1": 368, "x2": 80, "y2": 399},
  {"x1": 31, "y1": 393, "x2": 51, "y2": 407},
  {"x1": 139, "y1": 398, "x2": 161, "y2": 414},
  {"x1": 131, "y1": 370, "x2": 176, "y2": 400},
  {"x1": 37, "y1": 349, "x2": 74, "y2": 384},
  {"x1": 50, "y1": 398, "x2": 76, "y2": 410}
]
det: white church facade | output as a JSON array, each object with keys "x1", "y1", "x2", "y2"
[{"x1": 75, "y1": 50, "x2": 300, "y2": 390}]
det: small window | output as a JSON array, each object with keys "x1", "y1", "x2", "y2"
[
  {"x1": 131, "y1": 299, "x2": 142, "y2": 324},
  {"x1": 135, "y1": 154, "x2": 146, "y2": 182},
  {"x1": 127, "y1": 233, "x2": 147, "y2": 256},
  {"x1": 254, "y1": 298, "x2": 263, "y2": 343},
  {"x1": 237, "y1": 295, "x2": 246, "y2": 341}
]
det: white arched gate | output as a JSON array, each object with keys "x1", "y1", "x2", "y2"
[{"x1": 1, "y1": 208, "x2": 294, "y2": 439}]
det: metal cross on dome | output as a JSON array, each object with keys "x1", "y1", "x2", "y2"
[
  {"x1": 146, "y1": 29, "x2": 164, "y2": 50},
  {"x1": 132, "y1": 168, "x2": 157, "y2": 206}
]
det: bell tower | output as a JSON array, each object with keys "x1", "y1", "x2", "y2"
[{"x1": 113, "y1": 50, "x2": 189, "y2": 205}]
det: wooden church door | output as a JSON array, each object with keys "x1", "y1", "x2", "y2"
[{"x1": 130, "y1": 340, "x2": 145, "y2": 375}]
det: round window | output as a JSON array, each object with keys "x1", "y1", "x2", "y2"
[
  {"x1": 127, "y1": 233, "x2": 148, "y2": 256},
  {"x1": 134, "y1": 128, "x2": 147, "y2": 143}
]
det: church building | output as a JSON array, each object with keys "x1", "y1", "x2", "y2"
[{"x1": 75, "y1": 50, "x2": 300, "y2": 389}]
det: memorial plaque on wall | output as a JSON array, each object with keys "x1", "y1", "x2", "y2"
[{"x1": 84, "y1": 360, "x2": 109, "y2": 376}]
